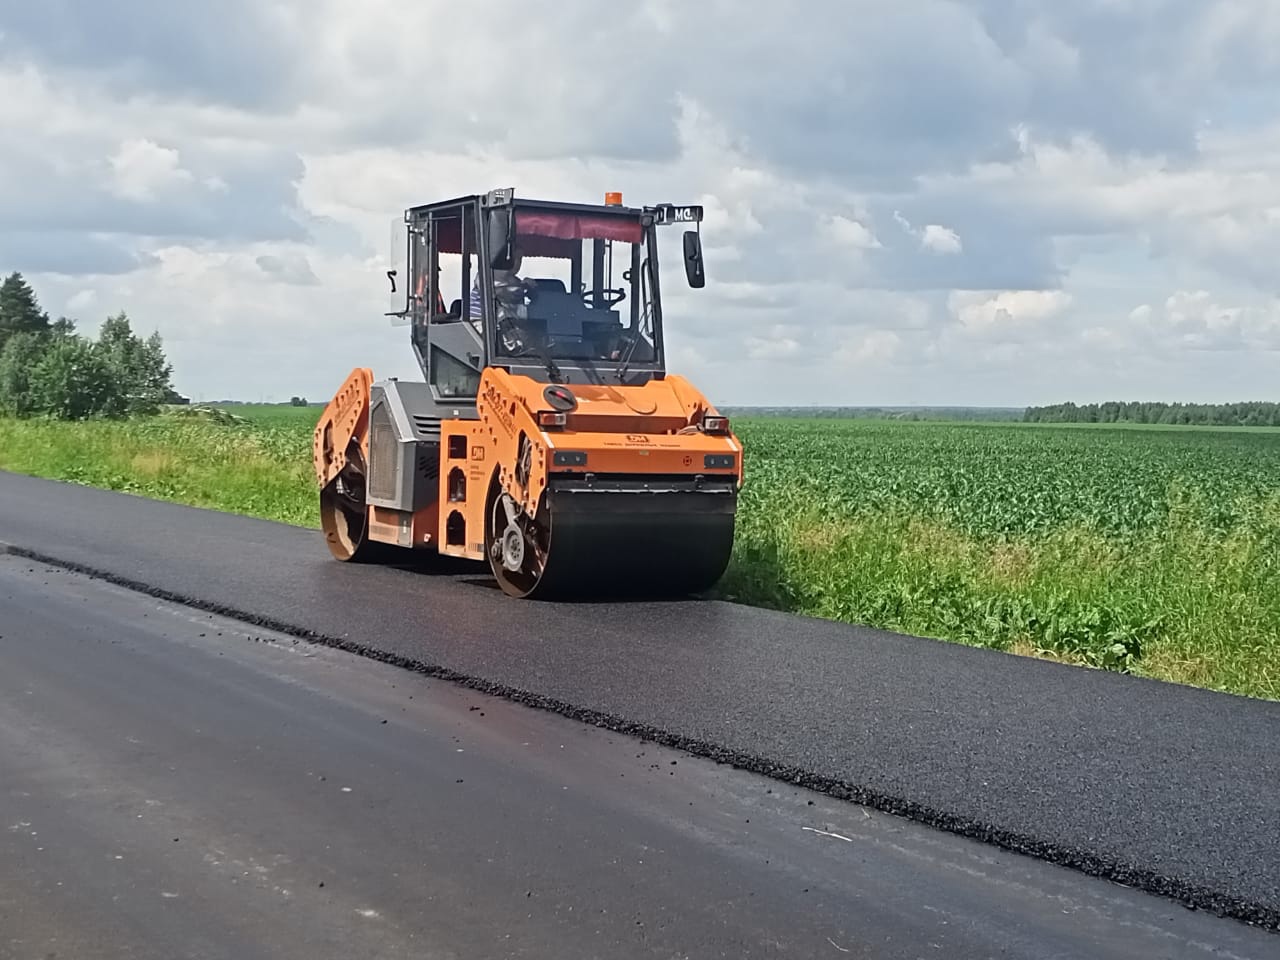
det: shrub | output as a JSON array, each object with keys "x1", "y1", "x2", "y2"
[{"x1": 0, "y1": 272, "x2": 176, "y2": 421}]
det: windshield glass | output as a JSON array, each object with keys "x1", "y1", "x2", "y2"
[{"x1": 483, "y1": 208, "x2": 660, "y2": 366}]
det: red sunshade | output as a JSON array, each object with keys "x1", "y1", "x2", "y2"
[{"x1": 516, "y1": 210, "x2": 642, "y2": 244}]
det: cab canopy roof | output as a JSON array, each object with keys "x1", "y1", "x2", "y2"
[{"x1": 406, "y1": 194, "x2": 645, "y2": 259}]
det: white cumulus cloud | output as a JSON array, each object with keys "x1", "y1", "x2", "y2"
[
  {"x1": 921, "y1": 224, "x2": 963, "y2": 254},
  {"x1": 948, "y1": 290, "x2": 1073, "y2": 337},
  {"x1": 108, "y1": 139, "x2": 195, "y2": 202},
  {"x1": 824, "y1": 215, "x2": 882, "y2": 251}
]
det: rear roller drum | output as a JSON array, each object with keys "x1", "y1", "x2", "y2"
[{"x1": 320, "y1": 442, "x2": 393, "y2": 563}]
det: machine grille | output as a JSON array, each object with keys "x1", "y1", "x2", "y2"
[
  {"x1": 368, "y1": 403, "x2": 398, "y2": 502},
  {"x1": 412, "y1": 414, "x2": 441, "y2": 440}
]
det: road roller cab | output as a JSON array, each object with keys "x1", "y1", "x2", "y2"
[{"x1": 313, "y1": 187, "x2": 742, "y2": 598}]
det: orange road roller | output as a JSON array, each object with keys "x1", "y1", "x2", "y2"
[{"x1": 313, "y1": 187, "x2": 743, "y2": 598}]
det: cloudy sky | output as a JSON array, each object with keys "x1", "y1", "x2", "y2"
[{"x1": 2, "y1": 0, "x2": 1278, "y2": 406}]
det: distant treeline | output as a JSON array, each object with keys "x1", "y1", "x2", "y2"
[
  {"x1": 1024, "y1": 401, "x2": 1280, "y2": 427},
  {"x1": 721, "y1": 403, "x2": 1280, "y2": 427},
  {"x1": 203, "y1": 399, "x2": 320, "y2": 407}
]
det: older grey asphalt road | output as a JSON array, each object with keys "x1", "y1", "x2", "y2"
[{"x1": 1, "y1": 554, "x2": 1276, "y2": 959}]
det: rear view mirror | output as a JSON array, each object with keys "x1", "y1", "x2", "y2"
[
  {"x1": 489, "y1": 208, "x2": 514, "y2": 270},
  {"x1": 683, "y1": 230, "x2": 705, "y2": 288}
]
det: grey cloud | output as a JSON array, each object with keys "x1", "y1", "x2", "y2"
[
  {"x1": 980, "y1": 0, "x2": 1280, "y2": 157},
  {"x1": 660, "y1": 1, "x2": 1027, "y2": 184},
  {"x1": 976, "y1": 0, "x2": 1212, "y2": 155},
  {"x1": 245, "y1": 3, "x2": 690, "y2": 163},
  {"x1": 1147, "y1": 219, "x2": 1280, "y2": 293},
  {"x1": 273, "y1": 1, "x2": 1021, "y2": 175},
  {"x1": 0, "y1": 142, "x2": 309, "y2": 246},
  {"x1": 4, "y1": 0, "x2": 1254, "y2": 188},
  {"x1": 690, "y1": 191, "x2": 1062, "y2": 296},
  {"x1": 863, "y1": 199, "x2": 1065, "y2": 292},
  {"x1": 337, "y1": 9, "x2": 683, "y2": 164},
  {"x1": 0, "y1": 0, "x2": 303, "y2": 109},
  {"x1": 0, "y1": 230, "x2": 157, "y2": 276},
  {"x1": 256, "y1": 253, "x2": 319, "y2": 286},
  {"x1": 636, "y1": 0, "x2": 1274, "y2": 188}
]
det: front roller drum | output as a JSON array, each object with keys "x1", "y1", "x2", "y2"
[
  {"x1": 319, "y1": 442, "x2": 399, "y2": 564},
  {"x1": 486, "y1": 481, "x2": 737, "y2": 600}
]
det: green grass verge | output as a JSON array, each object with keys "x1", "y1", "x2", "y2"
[
  {"x1": 0, "y1": 406, "x2": 1276, "y2": 702},
  {"x1": 0, "y1": 409, "x2": 319, "y2": 528},
  {"x1": 721, "y1": 501, "x2": 1280, "y2": 701}
]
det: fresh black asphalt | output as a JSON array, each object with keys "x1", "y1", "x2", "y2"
[
  {"x1": 1, "y1": 470, "x2": 1277, "y2": 931},
  {"x1": 5, "y1": 554, "x2": 1277, "y2": 958}
]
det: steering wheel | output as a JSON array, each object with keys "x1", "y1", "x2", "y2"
[{"x1": 581, "y1": 287, "x2": 626, "y2": 307}]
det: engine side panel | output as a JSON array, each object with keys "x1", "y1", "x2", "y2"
[
  {"x1": 364, "y1": 380, "x2": 479, "y2": 512},
  {"x1": 438, "y1": 419, "x2": 494, "y2": 562}
]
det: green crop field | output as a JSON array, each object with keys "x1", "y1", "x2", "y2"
[
  {"x1": 722, "y1": 418, "x2": 1280, "y2": 700},
  {"x1": 0, "y1": 406, "x2": 1276, "y2": 701}
]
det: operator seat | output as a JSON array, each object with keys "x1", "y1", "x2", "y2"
[
  {"x1": 529, "y1": 278, "x2": 567, "y2": 294},
  {"x1": 432, "y1": 298, "x2": 463, "y2": 323}
]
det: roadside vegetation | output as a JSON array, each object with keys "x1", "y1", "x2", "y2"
[
  {"x1": 0, "y1": 408, "x2": 317, "y2": 528},
  {"x1": 0, "y1": 273, "x2": 1276, "y2": 701}
]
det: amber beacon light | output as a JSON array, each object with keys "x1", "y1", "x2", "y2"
[{"x1": 604, "y1": 191, "x2": 623, "y2": 206}]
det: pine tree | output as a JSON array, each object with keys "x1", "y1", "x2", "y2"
[{"x1": 0, "y1": 272, "x2": 51, "y2": 354}]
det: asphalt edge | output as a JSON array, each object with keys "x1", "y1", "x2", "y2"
[{"x1": 3, "y1": 541, "x2": 1276, "y2": 934}]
